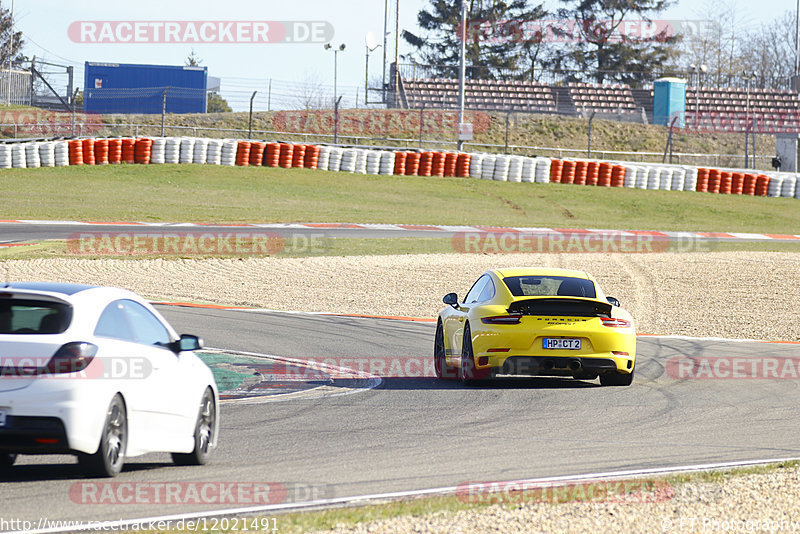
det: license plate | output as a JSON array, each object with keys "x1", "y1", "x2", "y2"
[
  {"x1": 0, "y1": 410, "x2": 5, "y2": 427},
  {"x1": 543, "y1": 338, "x2": 581, "y2": 350}
]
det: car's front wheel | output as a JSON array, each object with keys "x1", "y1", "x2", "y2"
[
  {"x1": 460, "y1": 324, "x2": 492, "y2": 384},
  {"x1": 434, "y1": 322, "x2": 457, "y2": 380},
  {"x1": 173, "y1": 388, "x2": 216, "y2": 466},
  {"x1": 78, "y1": 394, "x2": 127, "y2": 477}
]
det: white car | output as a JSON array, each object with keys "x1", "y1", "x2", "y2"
[{"x1": 0, "y1": 282, "x2": 218, "y2": 477}]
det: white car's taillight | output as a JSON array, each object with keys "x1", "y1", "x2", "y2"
[
  {"x1": 43, "y1": 342, "x2": 98, "y2": 374},
  {"x1": 600, "y1": 317, "x2": 631, "y2": 328}
]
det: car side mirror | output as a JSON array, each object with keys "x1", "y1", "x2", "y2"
[
  {"x1": 174, "y1": 334, "x2": 203, "y2": 353},
  {"x1": 606, "y1": 296, "x2": 621, "y2": 307},
  {"x1": 443, "y1": 293, "x2": 459, "y2": 308}
]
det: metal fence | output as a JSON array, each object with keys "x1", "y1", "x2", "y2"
[
  {"x1": 0, "y1": 69, "x2": 32, "y2": 106},
  {"x1": 0, "y1": 115, "x2": 775, "y2": 171}
]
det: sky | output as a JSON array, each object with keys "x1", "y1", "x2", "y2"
[{"x1": 10, "y1": 0, "x2": 797, "y2": 111}]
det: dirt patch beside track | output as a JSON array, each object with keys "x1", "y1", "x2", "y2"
[{"x1": 4, "y1": 251, "x2": 798, "y2": 341}]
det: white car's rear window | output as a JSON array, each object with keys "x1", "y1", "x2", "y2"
[{"x1": 0, "y1": 298, "x2": 73, "y2": 334}]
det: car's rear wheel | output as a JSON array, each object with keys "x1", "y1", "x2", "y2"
[
  {"x1": 172, "y1": 388, "x2": 216, "y2": 466},
  {"x1": 78, "y1": 394, "x2": 127, "y2": 477},
  {"x1": 434, "y1": 322, "x2": 457, "y2": 380},
  {"x1": 600, "y1": 369, "x2": 634, "y2": 386},
  {"x1": 460, "y1": 324, "x2": 492, "y2": 384},
  {"x1": 0, "y1": 453, "x2": 17, "y2": 468}
]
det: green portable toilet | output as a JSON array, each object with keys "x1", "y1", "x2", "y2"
[{"x1": 653, "y1": 77, "x2": 686, "y2": 127}]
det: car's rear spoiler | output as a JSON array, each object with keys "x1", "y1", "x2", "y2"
[{"x1": 507, "y1": 297, "x2": 613, "y2": 318}]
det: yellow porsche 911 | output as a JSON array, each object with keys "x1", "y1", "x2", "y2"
[{"x1": 434, "y1": 268, "x2": 636, "y2": 386}]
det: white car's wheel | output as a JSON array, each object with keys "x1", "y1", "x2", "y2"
[
  {"x1": 78, "y1": 394, "x2": 127, "y2": 477},
  {"x1": 173, "y1": 388, "x2": 216, "y2": 466},
  {"x1": 0, "y1": 453, "x2": 17, "y2": 468}
]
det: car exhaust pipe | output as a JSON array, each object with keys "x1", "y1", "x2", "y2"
[
  {"x1": 568, "y1": 359, "x2": 582, "y2": 372},
  {"x1": 542, "y1": 359, "x2": 554, "y2": 371}
]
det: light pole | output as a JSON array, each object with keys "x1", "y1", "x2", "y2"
[
  {"x1": 688, "y1": 64, "x2": 707, "y2": 128},
  {"x1": 743, "y1": 70, "x2": 758, "y2": 169},
  {"x1": 324, "y1": 43, "x2": 346, "y2": 108},
  {"x1": 364, "y1": 33, "x2": 380, "y2": 106}
]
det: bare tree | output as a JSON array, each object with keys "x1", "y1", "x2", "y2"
[
  {"x1": 294, "y1": 73, "x2": 330, "y2": 110},
  {"x1": 739, "y1": 10, "x2": 796, "y2": 89},
  {"x1": 680, "y1": 0, "x2": 746, "y2": 86}
]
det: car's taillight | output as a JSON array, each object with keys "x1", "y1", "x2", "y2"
[
  {"x1": 42, "y1": 342, "x2": 98, "y2": 374},
  {"x1": 481, "y1": 315, "x2": 522, "y2": 325},
  {"x1": 600, "y1": 318, "x2": 631, "y2": 328}
]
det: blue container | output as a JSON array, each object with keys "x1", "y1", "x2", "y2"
[
  {"x1": 84, "y1": 62, "x2": 207, "y2": 114},
  {"x1": 653, "y1": 77, "x2": 686, "y2": 127}
]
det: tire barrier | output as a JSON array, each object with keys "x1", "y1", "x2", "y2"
[
  {"x1": 68, "y1": 139, "x2": 83, "y2": 166},
  {"x1": 405, "y1": 151, "x2": 421, "y2": 176},
  {"x1": 534, "y1": 158, "x2": 550, "y2": 183},
  {"x1": 468, "y1": 153, "x2": 483, "y2": 178},
  {"x1": 235, "y1": 141, "x2": 251, "y2": 166},
  {"x1": 24, "y1": 142, "x2": 41, "y2": 168},
  {"x1": 549, "y1": 159, "x2": 562, "y2": 183},
  {"x1": 379, "y1": 151, "x2": 395, "y2": 175},
  {"x1": 480, "y1": 154, "x2": 496, "y2": 180},
  {"x1": 354, "y1": 149, "x2": 367, "y2": 174},
  {"x1": 365, "y1": 150, "x2": 381, "y2": 175},
  {"x1": 37, "y1": 141, "x2": 55, "y2": 168},
  {"x1": 278, "y1": 143, "x2": 293, "y2": 168},
  {"x1": 193, "y1": 138, "x2": 209, "y2": 165},
  {"x1": 561, "y1": 160, "x2": 575, "y2": 184},
  {"x1": 108, "y1": 138, "x2": 122, "y2": 164},
  {"x1": 81, "y1": 138, "x2": 95, "y2": 166},
  {"x1": 249, "y1": 141, "x2": 265, "y2": 166},
  {"x1": 493, "y1": 155, "x2": 510, "y2": 182},
  {"x1": 10, "y1": 136, "x2": 798, "y2": 202},
  {"x1": 444, "y1": 152, "x2": 458, "y2": 177},
  {"x1": 291, "y1": 144, "x2": 307, "y2": 169},
  {"x1": 264, "y1": 142, "x2": 280, "y2": 167},
  {"x1": 220, "y1": 140, "x2": 237, "y2": 166},
  {"x1": 312, "y1": 145, "x2": 328, "y2": 170},
  {"x1": 206, "y1": 139, "x2": 222, "y2": 166},
  {"x1": 92, "y1": 139, "x2": 108, "y2": 165},
  {"x1": 573, "y1": 160, "x2": 588, "y2": 185},
  {"x1": 418, "y1": 151, "x2": 434, "y2": 177},
  {"x1": 149, "y1": 138, "x2": 165, "y2": 164},
  {"x1": 134, "y1": 138, "x2": 152, "y2": 164},
  {"x1": 393, "y1": 151, "x2": 406, "y2": 175},
  {"x1": 0, "y1": 144, "x2": 10, "y2": 169},
  {"x1": 304, "y1": 145, "x2": 320, "y2": 169},
  {"x1": 337, "y1": 148, "x2": 355, "y2": 173},
  {"x1": 327, "y1": 147, "x2": 342, "y2": 172},
  {"x1": 179, "y1": 137, "x2": 196, "y2": 164}
]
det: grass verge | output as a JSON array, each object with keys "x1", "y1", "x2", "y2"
[
  {"x1": 1, "y1": 165, "x2": 799, "y2": 233},
  {"x1": 144, "y1": 460, "x2": 800, "y2": 534}
]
